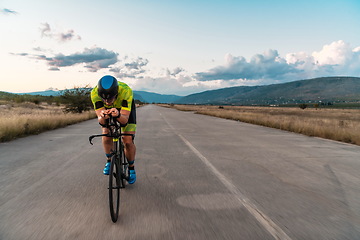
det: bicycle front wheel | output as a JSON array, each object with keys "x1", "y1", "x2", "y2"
[
  {"x1": 120, "y1": 143, "x2": 128, "y2": 188},
  {"x1": 109, "y1": 157, "x2": 120, "y2": 223}
]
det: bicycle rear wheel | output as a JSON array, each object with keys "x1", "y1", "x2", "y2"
[{"x1": 109, "y1": 156, "x2": 120, "y2": 223}]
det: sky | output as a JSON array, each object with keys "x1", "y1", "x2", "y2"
[{"x1": 1, "y1": 0, "x2": 360, "y2": 96}]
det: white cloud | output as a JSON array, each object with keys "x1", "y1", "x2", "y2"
[
  {"x1": 59, "y1": 29, "x2": 82, "y2": 42},
  {"x1": 15, "y1": 47, "x2": 119, "y2": 72},
  {"x1": 40, "y1": 23, "x2": 81, "y2": 42},
  {"x1": 312, "y1": 40, "x2": 353, "y2": 65},
  {"x1": 129, "y1": 66, "x2": 254, "y2": 95},
  {"x1": 194, "y1": 40, "x2": 360, "y2": 86},
  {"x1": 131, "y1": 68, "x2": 197, "y2": 95},
  {"x1": 167, "y1": 67, "x2": 184, "y2": 76},
  {"x1": 309, "y1": 40, "x2": 360, "y2": 76},
  {"x1": 110, "y1": 57, "x2": 149, "y2": 78},
  {"x1": 40, "y1": 23, "x2": 51, "y2": 38},
  {"x1": 133, "y1": 76, "x2": 205, "y2": 96},
  {"x1": 195, "y1": 49, "x2": 302, "y2": 82}
]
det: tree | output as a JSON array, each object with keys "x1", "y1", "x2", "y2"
[
  {"x1": 60, "y1": 85, "x2": 92, "y2": 113},
  {"x1": 298, "y1": 103, "x2": 308, "y2": 110}
]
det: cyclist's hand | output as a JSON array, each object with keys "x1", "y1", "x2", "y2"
[
  {"x1": 109, "y1": 108, "x2": 120, "y2": 118},
  {"x1": 100, "y1": 110, "x2": 110, "y2": 119}
]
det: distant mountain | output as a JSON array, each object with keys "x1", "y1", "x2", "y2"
[
  {"x1": 133, "y1": 91, "x2": 181, "y2": 103},
  {"x1": 18, "y1": 90, "x2": 61, "y2": 96},
  {"x1": 6, "y1": 76, "x2": 359, "y2": 105},
  {"x1": 133, "y1": 92, "x2": 146, "y2": 103},
  {"x1": 12, "y1": 89, "x2": 181, "y2": 103},
  {"x1": 176, "y1": 77, "x2": 360, "y2": 105}
]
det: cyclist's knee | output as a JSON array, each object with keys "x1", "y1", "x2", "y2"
[
  {"x1": 122, "y1": 135, "x2": 134, "y2": 143},
  {"x1": 102, "y1": 137, "x2": 112, "y2": 146},
  {"x1": 125, "y1": 143, "x2": 136, "y2": 156},
  {"x1": 102, "y1": 127, "x2": 110, "y2": 134}
]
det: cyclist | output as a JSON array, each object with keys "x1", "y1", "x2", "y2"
[{"x1": 91, "y1": 75, "x2": 137, "y2": 184}]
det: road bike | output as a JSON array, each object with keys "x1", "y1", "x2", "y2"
[{"x1": 89, "y1": 115, "x2": 134, "y2": 223}]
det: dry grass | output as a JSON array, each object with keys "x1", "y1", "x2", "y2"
[
  {"x1": 0, "y1": 101, "x2": 96, "y2": 142},
  {"x1": 162, "y1": 104, "x2": 360, "y2": 146}
]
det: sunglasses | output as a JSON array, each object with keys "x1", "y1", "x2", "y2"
[{"x1": 101, "y1": 95, "x2": 117, "y2": 103}]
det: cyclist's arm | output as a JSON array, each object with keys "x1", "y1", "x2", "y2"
[
  {"x1": 91, "y1": 88, "x2": 110, "y2": 126},
  {"x1": 95, "y1": 108, "x2": 109, "y2": 126},
  {"x1": 117, "y1": 86, "x2": 133, "y2": 125},
  {"x1": 103, "y1": 108, "x2": 129, "y2": 125},
  {"x1": 118, "y1": 109, "x2": 130, "y2": 125}
]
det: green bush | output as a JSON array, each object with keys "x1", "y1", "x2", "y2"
[
  {"x1": 60, "y1": 85, "x2": 92, "y2": 113},
  {"x1": 299, "y1": 103, "x2": 308, "y2": 110}
]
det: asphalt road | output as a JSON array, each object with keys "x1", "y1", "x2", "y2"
[{"x1": 1, "y1": 104, "x2": 360, "y2": 240}]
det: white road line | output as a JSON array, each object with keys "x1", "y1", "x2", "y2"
[{"x1": 162, "y1": 113, "x2": 293, "y2": 240}]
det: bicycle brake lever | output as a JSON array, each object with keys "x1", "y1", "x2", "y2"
[{"x1": 89, "y1": 136, "x2": 94, "y2": 145}]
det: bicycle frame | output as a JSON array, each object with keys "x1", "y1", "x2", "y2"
[
  {"x1": 89, "y1": 115, "x2": 134, "y2": 222},
  {"x1": 89, "y1": 115, "x2": 134, "y2": 180}
]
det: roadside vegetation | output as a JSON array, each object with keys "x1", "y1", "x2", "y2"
[
  {"x1": 0, "y1": 101, "x2": 96, "y2": 142},
  {"x1": 162, "y1": 104, "x2": 360, "y2": 146},
  {"x1": 0, "y1": 87, "x2": 96, "y2": 142}
]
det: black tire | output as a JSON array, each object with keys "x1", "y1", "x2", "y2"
[{"x1": 109, "y1": 157, "x2": 120, "y2": 223}]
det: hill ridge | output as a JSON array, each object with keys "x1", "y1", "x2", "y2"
[
  {"x1": 176, "y1": 76, "x2": 360, "y2": 105},
  {"x1": 2, "y1": 76, "x2": 360, "y2": 105}
]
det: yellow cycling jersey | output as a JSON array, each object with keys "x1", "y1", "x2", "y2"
[{"x1": 91, "y1": 81, "x2": 133, "y2": 112}]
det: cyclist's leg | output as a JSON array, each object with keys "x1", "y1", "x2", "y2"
[
  {"x1": 122, "y1": 124, "x2": 136, "y2": 166},
  {"x1": 122, "y1": 100, "x2": 137, "y2": 167},
  {"x1": 122, "y1": 124, "x2": 136, "y2": 184},
  {"x1": 101, "y1": 127, "x2": 112, "y2": 155},
  {"x1": 101, "y1": 127, "x2": 113, "y2": 175}
]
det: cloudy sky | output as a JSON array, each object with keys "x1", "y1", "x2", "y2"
[{"x1": 1, "y1": 0, "x2": 360, "y2": 96}]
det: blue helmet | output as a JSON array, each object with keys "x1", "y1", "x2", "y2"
[{"x1": 97, "y1": 75, "x2": 118, "y2": 100}]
